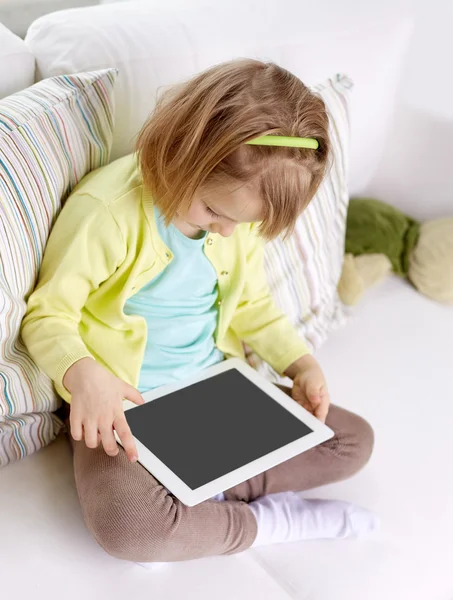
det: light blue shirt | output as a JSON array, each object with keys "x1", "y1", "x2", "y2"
[{"x1": 124, "y1": 209, "x2": 224, "y2": 392}]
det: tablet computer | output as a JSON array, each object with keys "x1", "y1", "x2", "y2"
[{"x1": 118, "y1": 359, "x2": 334, "y2": 506}]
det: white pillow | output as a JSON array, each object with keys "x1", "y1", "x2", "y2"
[
  {"x1": 0, "y1": 22, "x2": 34, "y2": 99},
  {"x1": 25, "y1": 0, "x2": 412, "y2": 196}
]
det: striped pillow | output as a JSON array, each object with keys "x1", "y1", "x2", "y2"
[
  {"x1": 252, "y1": 74, "x2": 352, "y2": 382},
  {"x1": 0, "y1": 70, "x2": 117, "y2": 466}
]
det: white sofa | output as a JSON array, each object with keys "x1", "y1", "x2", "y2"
[
  {"x1": 0, "y1": 0, "x2": 97, "y2": 37},
  {"x1": 1, "y1": 3, "x2": 453, "y2": 599}
]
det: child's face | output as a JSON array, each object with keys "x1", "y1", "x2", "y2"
[{"x1": 179, "y1": 181, "x2": 264, "y2": 238}]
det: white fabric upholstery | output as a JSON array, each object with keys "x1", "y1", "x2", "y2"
[
  {"x1": 0, "y1": 0, "x2": 96, "y2": 37},
  {"x1": 25, "y1": 0, "x2": 412, "y2": 195},
  {"x1": 2, "y1": 277, "x2": 452, "y2": 599},
  {"x1": 0, "y1": 23, "x2": 34, "y2": 99},
  {"x1": 2, "y1": 3, "x2": 452, "y2": 598}
]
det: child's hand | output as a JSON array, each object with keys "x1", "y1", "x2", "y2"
[
  {"x1": 63, "y1": 358, "x2": 144, "y2": 461},
  {"x1": 286, "y1": 355, "x2": 331, "y2": 423}
]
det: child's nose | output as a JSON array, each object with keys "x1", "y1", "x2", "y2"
[{"x1": 219, "y1": 223, "x2": 236, "y2": 237}]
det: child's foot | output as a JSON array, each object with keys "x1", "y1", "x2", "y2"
[{"x1": 249, "y1": 491, "x2": 379, "y2": 547}]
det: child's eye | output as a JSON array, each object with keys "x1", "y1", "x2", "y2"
[{"x1": 205, "y1": 204, "x2": 220, "y2": 219}]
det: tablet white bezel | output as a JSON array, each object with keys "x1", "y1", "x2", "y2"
[{"x1": 117, "y1": 358, "x2": 334, "y2": 507}]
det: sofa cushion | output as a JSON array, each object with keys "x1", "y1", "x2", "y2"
[
  {"x1": 0, "y1": 22, "x2": 34, "y2": 99},
  {"x1": 2, "y1": 278, "x2": 453, "y2": 599},
  {"x1": 0, "y1": 69, "x2": 117, "y2": 466},
  {"x1": 25, "y1": 0, "x2": 412, "y2": 196}
]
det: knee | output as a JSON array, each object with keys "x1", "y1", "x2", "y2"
[
  {"x1": 82, "y1": 487, "x2": 178, "y2": 562},
  {"x1": 346, "y1": 412, "x2": 374, "y2": 474},
  {"x1": 326, "y1": 406, "x2": 375, "y2": 482},
  {"x1": 84, "y1": 501, "x2": 138, "y2": 561}
]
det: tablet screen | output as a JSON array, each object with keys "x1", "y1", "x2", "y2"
[{"x1": 125, "y1": 369, "x2": 313, "y2": 490}]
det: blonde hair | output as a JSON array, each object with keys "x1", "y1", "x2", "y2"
[{"x1": 136, "y1": 59, "x2": 330, "y2": 239}]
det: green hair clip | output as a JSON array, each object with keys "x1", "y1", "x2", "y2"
[{"x1": 246, "y1": 135, "x2": 319, "y2": 149}]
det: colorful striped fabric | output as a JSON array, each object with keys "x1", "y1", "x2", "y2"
[
  {"x1": 251, "y1": 75, "x2": 352, "y2": 382},
  {"x1": 0, "y1": 70, "x2": 117, "y2": 466}
]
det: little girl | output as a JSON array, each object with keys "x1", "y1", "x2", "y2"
[{"x1": 22, "y1": 59, "x2": 376, "y2": 562}]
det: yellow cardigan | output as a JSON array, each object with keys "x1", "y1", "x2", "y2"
[{"x1": 21, "y1": 155, "x2": 309, "y2": 402}]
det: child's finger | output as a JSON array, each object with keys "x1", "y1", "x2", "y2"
[
  {"x1": 303, "y1": 400, "x2": 315, "y2": 414},
  {"x1": 291, "y1": 386, "x2": 304, "y2": 402},
  {"x1": 125, "y1": 384, "x2": 145, "y2": 406},
  {"x1": 100, "y1": 425, "x2": 119, "y2": 457},
  {"x1": 306, "y1": 388, "x2": 321, "y2": 406},
  {"x1": 113, "y1": 415, "x2": 138, "y2": 462},
  {"x1": 314, "y1": 394, "x2": 330, "y2": 423},
  {"x1": 69, "y1": 413, "x2": 83, "y2": 441},
  {"x1": 295, "y1": 396, "x2": 314, "y2": 414},
  {"x1": 314, "y1": 405, "x2": 327, "y2": 423},
  {"x1": 83, "y1": 422, "x2": 99, "y2": 449},
  {"x1": 306, "y1": 381, "x2": 326, "y2": 404}
]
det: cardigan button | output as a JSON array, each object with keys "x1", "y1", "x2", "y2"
[
  {"x1": 221, "y1": 270, "x2": 228, "y2": 276},
  {"x1": 206, "y1": 238, "x2": 213, "y2": 246}
]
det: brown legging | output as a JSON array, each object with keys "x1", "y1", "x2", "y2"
[{"x1": 69, "y1": 403, "x2": 373, "y2": 563}]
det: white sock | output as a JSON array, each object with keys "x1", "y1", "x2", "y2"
[
  {"x1": 249, "y1": 491, "x2": 379, "y2": 547},
  {"x1": 211, "y1": 492, "x2": 225, "y2": 502}
]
